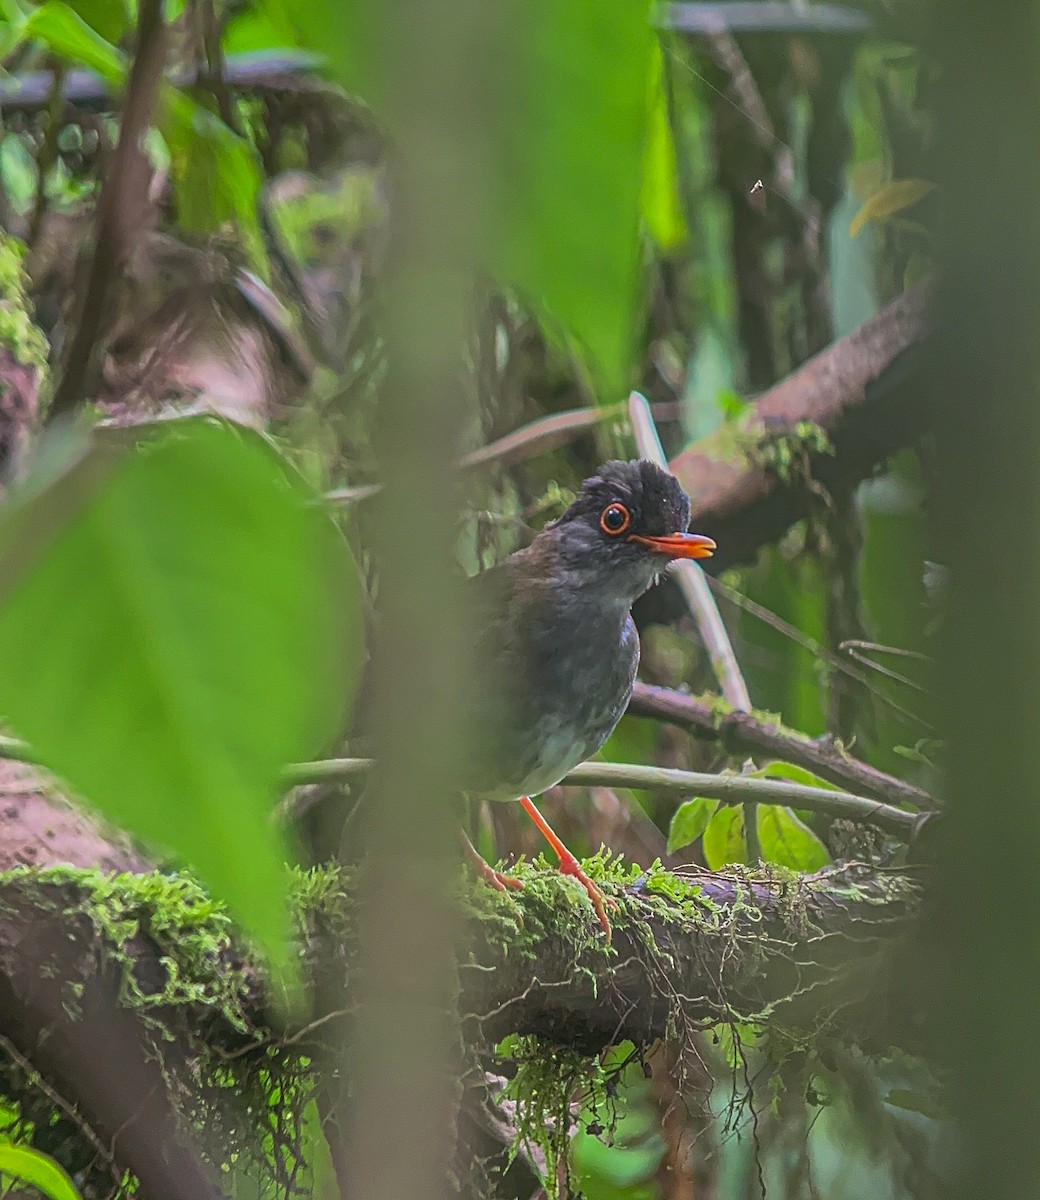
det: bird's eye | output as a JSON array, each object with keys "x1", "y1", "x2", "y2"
[{"x1": 599, "y1": 502, "x2": 631, "y2": 536}]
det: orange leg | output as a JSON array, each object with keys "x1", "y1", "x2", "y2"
[
  {"x1": 519, "y1": 795, "x2": 616, "y2": 942},
  {"x1": 458, "y1": 829, "x2": 524, "y2": 893}
]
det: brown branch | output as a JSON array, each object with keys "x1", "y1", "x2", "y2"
[
  {"x1": 48, "y1": 0, "x2": 165, "y2": 421},
  {"x1": 628, "y1": 681, "x2": 936, "y2": 811},
  {"x1": 671, "y1": 281, "x2": 933, "y2": 570}
]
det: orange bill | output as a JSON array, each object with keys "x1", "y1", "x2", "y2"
[{"x1": 627, "y1": 532, "x2": 717, "y2": 559}]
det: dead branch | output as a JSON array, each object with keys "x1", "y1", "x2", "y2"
[
  {"x1": 0, "y1": 861, "x2": 923, "y2": 1193},
  {"x1": 48, "y1": 0, "x2": 166, "y2": 420}
]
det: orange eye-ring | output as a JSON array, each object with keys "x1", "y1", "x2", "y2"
[{"x1": 600, "y1": 502, "x2": 631, "y2": 536}]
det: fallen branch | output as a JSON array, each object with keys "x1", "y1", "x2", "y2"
[
  {"x1": 0, "y1": 861, "x2": 924, "y2": 1194},
  {"x1": 0, "y1": 874, "x2": 225, "y2": 1200}
]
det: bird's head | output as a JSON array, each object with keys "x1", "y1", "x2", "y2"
[{"x1": 544, "y1": 459, "x2": 716, "y2": 604}]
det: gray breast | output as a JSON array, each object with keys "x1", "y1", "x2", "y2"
[{"x1": 470, "y1": 613, "x2": 640, "y2": 801}]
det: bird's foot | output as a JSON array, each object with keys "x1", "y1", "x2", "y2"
[
  {"x1": 459, "y1": 830, "x2": 525, "y2": 894},
  {"x1": 518, "y1": 795, "x2": 617, "y2": 942},
  {"x1": 556, "y1": 851, "x2": 617, "y2": 943}
]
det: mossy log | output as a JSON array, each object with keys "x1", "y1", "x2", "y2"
[{"x1": 0, "y1": 861, "x2": 923, "y2": 1198}]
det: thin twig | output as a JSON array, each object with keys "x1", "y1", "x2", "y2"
[
  {"x1": 708, "y1": 574, "x2": 932, "y2": 729},
  {"x1": 627, "y1": 391, "x2": 761, "y2": 861},
  {"x1": 628, "y1": 393, "x2": 751, "y2": 711},
  {"x1": 839, "y1": 639, "x2": 932, "y2": 694},
  {"x1": 0, "y1": 1032, "x2": 120, "y2": 1188},
  {"x1": 280, "y1": 756, "x2": 917, "y2": 841},
  {"x1": 323, "y1": 401, "x2": 682, "y2": 507}
]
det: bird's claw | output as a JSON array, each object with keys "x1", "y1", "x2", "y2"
[
  {"x1": 557, "y1": 852, "x2": 616, "y2": 943},
  {"x1": 478, "y1": 863, "x2": 525, "y2": 894}
]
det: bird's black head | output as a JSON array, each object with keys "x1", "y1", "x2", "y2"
[{"x1": 545, "y1": 460, "x2": 716, "y2": 604}]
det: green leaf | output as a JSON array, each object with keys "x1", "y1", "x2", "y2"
[
  {"x1": 22, "y1": 1, "x2": 126, "y2": 81},
  {"x1": 161, "y1": 92, "x2": 265, "y2": 261},
  {"x1": 849, "y1": 178, "x2": 935, "y2": 237},
  {"x1": 0, "y1": 421, "x2": 360, "y2": 972},
  {"x1": 667, "y1": 796, "x2": 719, "y2": 853},
  {"x1": 0, "y1": 1142, "x2": 82, "y2": 1200},
  {"x1": 61, "y1": 0, "x2": 128, "y2": 44},
  {"x1": 702, "y1": 804, "x2": 746, "y2": 869},
  {"x1": 641, "y1": 40, "x2": 685, "y2": 252},
  {"x1": 19, "y1": 2, "x2": 262, "y2": 255},
  {"x1": 287, "y1": 0, "x2": 655, "y2": 396},
  {"x1": 749, "y1": 761, "x2": 838, "y2": 790},
  {"x1": 883, "y1": 1088, "x2": 945, "y2": 1120},
  {"x1": 893, "y1": 738, "x2": 942, "y2": 768},
  {"x1": 0, "y1": 135, "x2": 38, "y2": 216},
  {"x1": 756, "y1": 805, "x2": 829, "y2": 872}
]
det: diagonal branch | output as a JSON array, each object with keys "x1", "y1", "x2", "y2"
[
  {"x1": 627, "y1": 681, "x2": 936, "y2": 810},
  {"x1": 671, "y1": 282, "x2": 932, "y2": 570}
]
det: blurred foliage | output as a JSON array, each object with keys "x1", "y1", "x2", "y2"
[
  {"x1": 0, "y1": 421, "x2": 359, "y2": 973},
  {"x1": 0, "y1": 0, "x2": 945, "y2": 1197}
]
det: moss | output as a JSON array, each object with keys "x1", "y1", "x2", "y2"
[
  {"x1": 497, "y1": 1034, "x2": 638, "y2": 1200},
  {"x1": 747, "y1": 419, "x2": 835, "y2": 488},
  {"x1": 0, "y1": 234, "x2": 48, "y2": 374}
]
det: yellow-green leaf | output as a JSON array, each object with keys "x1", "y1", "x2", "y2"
[
  {"x1": 667, "y1": 796, "x2": 719, "y2": 853},
  {"x1": 849, "y1": 179, "x2": 935, "y2": 237},
  {"x1": 756, "y1": 805, "x2": 829, "y2": 872},
  {"x1": 702, "y1": 804, "x2": 747, "y2": 869}
]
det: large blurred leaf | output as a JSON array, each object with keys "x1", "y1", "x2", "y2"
[
  {"x1": 0, "y1": 1142, "x2": 81, "y2": 1200},
  {"x1": 19, "y1": 2, "x2": 263, "y2": 257},
  {"x1": 491, "y1": 1, "x2": 653, "y2": 394},
  {"x1": 276, "y1": 0, "x2": 654, "y2": 396},
  {"x1": 0, "y1": 421, "x2": 359, "y2": 969},
  {"x1": 161, "y1": 93, "x2": 265, "y2": 261},
  {"x1": 21, "y1": 1, "x2": 125, "y2": 79}
]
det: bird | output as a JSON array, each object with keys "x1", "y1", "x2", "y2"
[{"x1": 458, "y1": 459, "x2": 716, "y2": 941}]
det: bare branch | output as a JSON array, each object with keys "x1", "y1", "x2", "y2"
[
  {"x1": 281, "y1": 755, "x2": 919, "y2": 840},
  {"x1": 627, "y1": 682, "x2": 937, "y2": 810},
  {"x1": 629, "y1": 392, "x2": 752, "y2": 711}
]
